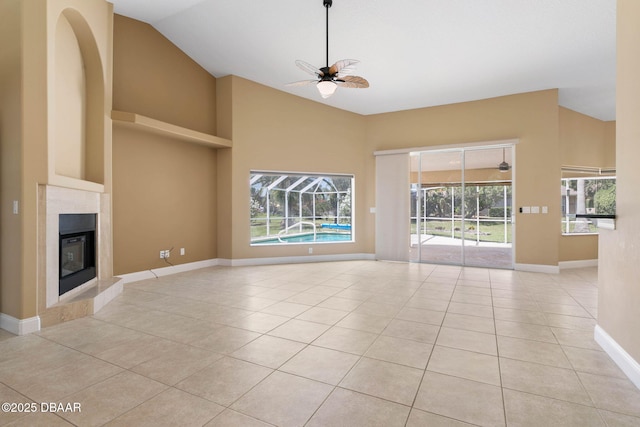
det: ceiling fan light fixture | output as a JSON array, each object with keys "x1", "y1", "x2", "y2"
[{"x1": 317, "y1": 80, "x2": 337, "y2": 98}]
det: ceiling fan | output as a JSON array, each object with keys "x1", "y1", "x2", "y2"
[
  {"x1": 287, "y1": 0, "x2": 369, "y2": 99},
  {"x1": 498, "y1": 148, "x2": 511, "y2": 172}
]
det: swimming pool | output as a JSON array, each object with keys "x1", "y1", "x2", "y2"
[{"x1": 251, "y1": 232, "x2": 352, "y2": 245}]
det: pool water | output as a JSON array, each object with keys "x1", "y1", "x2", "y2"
[{"x1": 252, "y1": 232, "x2": 352, "y2": 245}]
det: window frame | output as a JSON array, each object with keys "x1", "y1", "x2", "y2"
[
  {"x1": 561, "y1": 175, "x2": 616, "y2": 236},
  {"x1": 249, "y1": 170, "x2": 355, "y2": 246}
]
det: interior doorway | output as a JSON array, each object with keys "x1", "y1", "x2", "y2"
[{"x1": 409, "y1": 146, "x2": 514, "y2": 269}]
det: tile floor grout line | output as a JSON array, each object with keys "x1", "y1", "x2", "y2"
[
  {"x1": 403, "y1": 267, "x2": 459, "y2": 423},
  {"x1": 300, "y1": 384, "x2": 339, "y2": 426},
  {"x1": 490, "y1": 271, "x2": 510, "y2": 427},
  {"x1": 92, "y1": 381, "x2": 170, "y2": 426},
  {"x1": 556, "y1": 317, "x2": 608, "y2": 417}
]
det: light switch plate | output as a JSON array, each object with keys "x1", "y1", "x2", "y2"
[
  {"x1": 531, "y1": 206, "x2": 540, "y2": 214},
  {"x1": 522, "y1": 206, "x2": 531, "y2": 214}
]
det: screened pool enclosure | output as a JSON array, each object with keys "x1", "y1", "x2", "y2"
[{"x1": 250, "y1": 172, "x2": 353, "y2": 245}]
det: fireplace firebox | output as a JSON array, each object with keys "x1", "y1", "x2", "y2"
[{"x1": 59, "y1": 214, "x2": 96, "y2": 296}]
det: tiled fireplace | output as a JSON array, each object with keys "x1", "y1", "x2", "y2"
[{"x1": 38, "y1": 185, "x2": 121, "y2": 326}]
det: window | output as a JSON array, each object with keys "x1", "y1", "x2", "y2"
[
  {"x1": 250, "y1": 172, "x2": 354, "y2": 245},
  {"x1": 561, "y1": 176, "x2": 616, "y2": 234}
]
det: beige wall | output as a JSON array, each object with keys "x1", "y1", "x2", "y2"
[
  {"x1": 603, "y1": 121, "x2": 616, "y2": 167},
  {"x1": 598, "y1": 0, "x2": 640, "y2": 363},
  {"x1": 559, "y1": 107, "x2": 615, "y2": 168},
  {"x1": 220, "y1": 76, "x2": 369, "y2": 260},
  {"x1": 215, "y1": 77, "x2": 233, "y2": 260},
  {"x1": 20, "y1": 1, "x2": 52, "y2": 319},
  {"x1": 112, "y1": 127, "x2": 217, "y2": 274},
  {"x1": 558, "y1": 107, "x2": 616, "y2": 262},
  {"x1": 112, "y1": 15, "x2": 216, "y2": 135},
  {"x1": 366, "y1": 90, "x2": 560, "y2": 266},
  {"x1": 559, "y1": 235, "x2": 598, "y2": 262},
  {"x1": 112, "y1": 15, "x2": 219, "y2": 275},
  {"x1": 0, "y1": 0, "x2": 23, "y2": 318}
]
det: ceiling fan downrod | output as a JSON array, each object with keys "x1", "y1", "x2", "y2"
[{"x1": 324, "y1": 0, "x2": 332, "y2": 68}]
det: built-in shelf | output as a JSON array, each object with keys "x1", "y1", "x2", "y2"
[{"x1": 111, "y1": 110, "x2": 232, "y2": 148}]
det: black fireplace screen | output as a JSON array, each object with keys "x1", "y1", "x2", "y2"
[
  {"x1": 59, "y1": 214, "x2": 96, "y2": 296},
  {"x1": 61, "y1": 235, "x2": 86, "y2": 278}
]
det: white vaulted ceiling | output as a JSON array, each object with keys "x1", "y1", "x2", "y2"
[{"x1": 109, "y1": 0, "x2": 617, "y2": 120}]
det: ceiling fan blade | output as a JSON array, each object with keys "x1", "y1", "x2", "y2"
[
  {"x1": 285, "y1": 79, "x2": 319, "y2": 87},
  {"x1": 295, "y1": 60, "x2": 324, "y2": 77},
  {"x1": 335, "y1": 75, "x2": 369, "y2": 88},
  {"x1": 329, "y1": 59, "x2": 359, "y2": 76}
]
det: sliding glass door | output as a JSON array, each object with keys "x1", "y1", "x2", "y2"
[{"x1": 410, "y1": 146, "x2": 514, "y2": 268}]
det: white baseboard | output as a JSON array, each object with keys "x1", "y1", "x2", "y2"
[
  {"x1": 515, "y1": 263, "x2": 560, "y2": 274},
  {"x1": 217, "y1": 258, "x2": 232, "y2": 267},
  {"x1": 117, "y1": 254, "x2": 375, "y2": 281},
  {"x1": 221, "y1": 253, "x2": 376, "y2": 267},
  {"x1": 116, "y1": 259, "x2": 220, "y2": 283},
  {"x1": 595, "y1": 325, "x2": 640, "y2": 390},
  {"x1": 559, "y1": 259, "x2": 598, "y2": 270},
  {"x1": 0, "y1": 313, "x2": 41, "y2": 335},
  {"x1": 115, "y1": 258, "x2": 594, "y2": 283}
]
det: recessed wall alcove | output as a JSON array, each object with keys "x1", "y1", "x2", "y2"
[{"x1": 52, "y1": 8, "x2": 105, "y2": 186}]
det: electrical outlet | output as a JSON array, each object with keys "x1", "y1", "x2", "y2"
[
  {"x1": 164, "y1": 249, "x2": 170, "y2": 258},
  {"x1": 159, "y1": 250, "x2": 165, "y2": 259},
  {"x1": 180, "y1": 248, "x2": 185, "y2": 256},
  {"x1": 308, "y1": 247, "x2": 313, "y2": 254}
]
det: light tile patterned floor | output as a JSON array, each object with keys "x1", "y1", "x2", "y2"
[{"x1": 1, "y1": 261, "x2": 640, "y2": 426}]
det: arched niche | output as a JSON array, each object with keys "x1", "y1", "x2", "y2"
[{"x1": 53, "y1": 8, "x2": 105, "y2": 184}]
